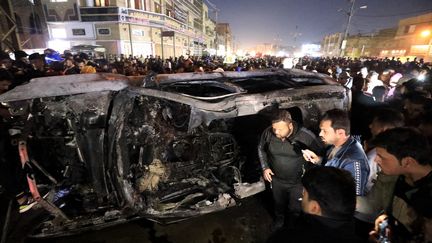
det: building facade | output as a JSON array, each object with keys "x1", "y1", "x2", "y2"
[
  {"x1": 321, "y1": 32, "x2": 343, "y2": 57},
  {"x1": 216, "y1": 23, "x2": 232, "y2": 56},
  {"x1": 40, "y1": 0, "x2": 217, "y2": 57},
  {"x1": 0, "y1": 0, "x2": 49, "y2": 51},
  {"x1": 202, "y1": 3, "x2": 216, "y2": 55},
  {"x1": 344, "y1": 28, "x2": 397, "y2": 58},
  {"x1": 379, "y1": 13, "x2": 432, "y2": 61}
]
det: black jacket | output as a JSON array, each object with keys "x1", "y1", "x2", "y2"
[
  {"x1": 258, "y1": 123, "x2": 323, "y2": 182},
  {"x1": 267, "y1": 213, "x2": 362, "y2": 243}
]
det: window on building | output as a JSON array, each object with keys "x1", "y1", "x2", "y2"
[
  {"x1": 72, "y1": 29, "x2": 86, "y2": 36},
  {"x1": 134, "y1": 0, "x2": 141, "y2": 9},
  {"x1": 29, "y1": 14, "x2": 36, "y2": 34},
  {"x1": 154, "y1": 2, "x2": 161, "y2": 13},
  {"x1": 14, "y1": 13, "x2": 23, "y2": 33},
  {"x1": 35, "y1": 14, "x2": 42, "y2": 34},
  {"x1": 97, "y1": 28, "x2": 111, "y2": 36},
  {"x1": 92, "y1": 0, "x2": 110, "y2": 7},
  {"x1": 143, "y1": 0, "x2": 149, "y2": 11},
  {"x1": 51, "y1": 28, "x2": 67, "y2": 38},
  {"x1": 29, "y1": 14, "x2": 42, "y2": 34},
  {"x1": 404, "y1": 25, "x2": 416, "y2": 34},
  {"x1": 408, "y1": 25, "x2": 416, "y2": 33},
  {"x1": 166, "y1": 3, "x2": 174, "y2": 17}
]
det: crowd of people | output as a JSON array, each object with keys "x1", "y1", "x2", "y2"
[
  {"x1": 1, "y1": 48, "x2": 432, "y2": 242},
  {"x1": 256, "y1": 56, "x2": 432, "y2": 242}
]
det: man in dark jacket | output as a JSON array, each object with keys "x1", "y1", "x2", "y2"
[
  {"x1": 28, "y1": 53, "x2": 47, "y2": 79},
  {"x1": 368, "y1": 128, "x2": 432, "y2": 243},
  {"x1": 258, "y1": 110, "x2": 323, "y2": 229},
  {"x1": 302, "y1": 109, "x2": 370, "y2": 196},
  {"x1": 267, "y1": 166, "x2": 361, "y2": 243}
]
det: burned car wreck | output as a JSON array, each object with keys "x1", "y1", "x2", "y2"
[{"x1": 0, "y1": 69, "x2": 349, "y2": 238}]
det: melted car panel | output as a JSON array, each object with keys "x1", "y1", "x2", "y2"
[{"x1": 0, "y1": 70, "x2": 349, "y2": 237}]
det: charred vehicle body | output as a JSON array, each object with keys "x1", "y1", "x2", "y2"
[{"x1": 0, "y1": 69, "x2": 349, "y2": 238}]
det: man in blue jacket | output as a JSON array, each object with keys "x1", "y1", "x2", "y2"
[{"x1": 302, "y1": 109, "x2": 369, "y2": 196}]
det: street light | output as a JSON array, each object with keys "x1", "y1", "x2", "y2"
[
  {"x1": 421, "y1": 30, "x2": 431, "y2": 38},
  {"x1": 340, "y1": 0, "x2": 367, "y2": 57}
]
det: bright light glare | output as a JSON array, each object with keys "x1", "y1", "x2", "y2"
[
  {"x1": 421, "y1": 30, "x2": 431, "y2": 37},
  {"x1": 236, "y1": 49, "x2": 245, "y2": 57},
  {"x1": 418, "y1": 74, "x2": 426, "y2": 81},
  {"x1": 207, "y1": 48, "x2": 216, "y2": 56},
  {"x1": 48, "y1": 40, "x2": 70, "y2": 53},
  {"x1": 293, "y1": 52, "x2": 303, "y2": 58},
  {"x1": 276, "y1": 51, "x2": 287, "y2": 57},
  {"x1": 283, "y1": 58, "x2": 294, "y2": 69},
  {"x1": 51, "y1": 28, "x2": 67, "y2": 39}
]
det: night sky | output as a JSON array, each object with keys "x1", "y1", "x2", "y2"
[{"x1": 208, "y1": 0, "x2": 432, "y2": 49}]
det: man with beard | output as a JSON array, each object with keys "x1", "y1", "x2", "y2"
[
  {"x1": 258, "y1": 110, "x2": 323, "y2": 229},
  {"x1": 302, "y1": 109, "x2": 369, "y2": 196}
]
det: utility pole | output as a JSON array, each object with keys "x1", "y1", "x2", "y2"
[
  {"x1": 0, "y1": 0, "x2": 21, "y2": 51},
  {"x1": 340, "y1": 0, "x2": 356, "y2": 57},
  {"x1": 128, "y1": 23, "x2": 134, "y2": 57}
]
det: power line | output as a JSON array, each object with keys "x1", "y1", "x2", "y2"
[
  {"x1": 205, "y1": 0, "x2": 219, "y2": 11},
  {"x1": 356, "y1": 8, "x2": 432, "y2": 18}
]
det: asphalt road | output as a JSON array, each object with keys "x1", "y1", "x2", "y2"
[{"x1": 5, "y1": 192, "x2": 274, "y2": 243}]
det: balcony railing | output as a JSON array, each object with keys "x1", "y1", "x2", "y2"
[{"x1": 79, "y1": 6, "x2": 205, "y2": 39}]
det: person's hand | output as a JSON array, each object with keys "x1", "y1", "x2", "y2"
[
  {"x1": 263, "y1": 168, "x2": 274, "y2": 182},
  {"x1": 369, "y1": 214, "x2": 390, "y2": 242},
  {"x1": 302, "y1": 149, "x2": 321, "y2": 164}
]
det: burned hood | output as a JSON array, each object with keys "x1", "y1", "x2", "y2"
[{"x1": 0, "y1": 73, "x2": 130, "y2": 102}]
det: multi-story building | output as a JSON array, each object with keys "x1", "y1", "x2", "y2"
[
  {"x1": 322, "y1": 28, "x2": 397, "y2": 58},
  {"x1": 216, "y1": 23, "x2": 232, "y2": 56},
  {"x1": 202, "y1": 3, "x2": 216, "y2": 54},
  {"x1": 344, "y1": 28, "x2": 396, "y2": 58},
  {"x1": 344, "y1": 34, "x2": 373, "y2": 58},
  {"x1": 379, "y1": 12, "x2": 432, "y2": 61},
  {"x1": 0, "y1": 0, "x2": 49, "y2": 51},
  {"x1": 321, "y1": 33, "x2": 343, "y2": 57},
  {"x1": 40, "y1": 0, "x2": 217, "y2": 57},
  {"x1": 369, "y1": 28, "x2": 397, "y2": 57}
]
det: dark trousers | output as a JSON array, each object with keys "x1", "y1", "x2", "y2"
[
  {"x1": 354, "y1": 218, "x2": 374, "y2": 242},
  {"x1": 0, "y1": 127, "x2": 23, "y2": 199},
  {"x1": 271, "y1": 178, "x2": 302, "y2": 227}
]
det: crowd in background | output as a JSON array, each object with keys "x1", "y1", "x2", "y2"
[
  {"x1": 1, "y1": 48, "x2": 432, "y2": 163},
  {"x1": 1, "y1": 48, "x2": 432, "y2": 153},
  {"x1": 2, "y1": 49, "x2": 431, "y2": 132},
  {"x1": 1, "y1": 48, "x2": 432, "y2": 242}
]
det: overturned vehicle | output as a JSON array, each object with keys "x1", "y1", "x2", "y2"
[{"x1": 0, "y1": 69, "x2": 349, "y2": 238}]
